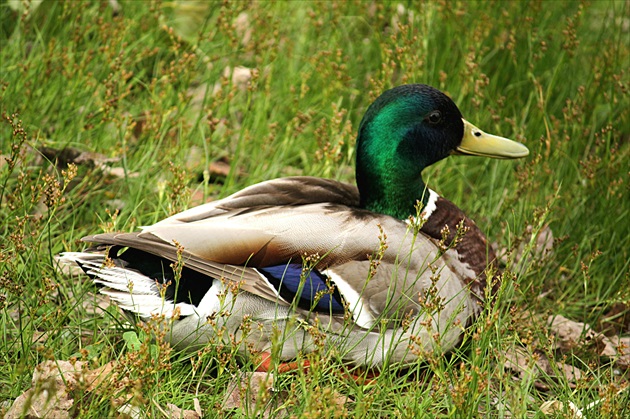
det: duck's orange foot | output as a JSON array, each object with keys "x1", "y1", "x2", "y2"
[
  {"x1": 254, "y1": 352, "x2": 378, "y2": 385},
  {"x1": 340, "y1": 368, "x2": 379, "y2": 385},
  {"x1": 254, "y1": 351, "x2": 311, "y2": 373}
]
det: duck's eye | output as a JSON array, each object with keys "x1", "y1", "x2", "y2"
[{"x1": 426, "y1": 110, "x2": 442, "y2": 125}]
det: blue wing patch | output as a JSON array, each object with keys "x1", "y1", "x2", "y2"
[{"x1": 258, "y1": 263, "x2": 346, "y2": 314}]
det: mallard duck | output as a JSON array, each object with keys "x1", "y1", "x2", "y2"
[{"x1": 60, "y1": 84, "x2": 528, "y2": 369}]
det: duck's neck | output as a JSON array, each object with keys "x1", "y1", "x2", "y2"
[{"x1": 356, "y1": 160, "x2": 430, "y2": 220}]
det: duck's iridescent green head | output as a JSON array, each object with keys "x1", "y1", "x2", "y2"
[{"x1": 356, "y1": 84, "x2": 528, "y2": 220}]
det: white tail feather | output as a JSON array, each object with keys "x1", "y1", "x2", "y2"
[
  {"x1": 58, "y1": 252, "x2": 196, "y2": 319},
  {"x1": 99, "y1": 288, "x2": 196, "y2": 318}
]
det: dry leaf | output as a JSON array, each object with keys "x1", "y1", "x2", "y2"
[
  {"x1": 4, "y1": 360, "x2": 121, "y2": 418},
  {"x1": 234, "y1": 12, "x2": 252, "y2": 46},
  {"x1": 4, "y1": 360, "x2": 87, "y2": 418},
  {"x1": 503, "y1": 347, "x2": 536, "y2": 380},
  {"x1": 554, "y1": 362, "x2": 584, "y2": 386},
  {"x1": 222, "y1": 372, "x2": 286, "y2": 418},
  {"x1": 84, "y1": 361, "x2": 117, "y2": 391},
  {"x1": 7, "y1": 0, "x2": 44, "y2": 14},
  {"x1": 31, "y1": 331, "x2": 50, "y2": 344},
  {"x1": 193, "y1": 397, "x2": 202, "y2": 417},
  {"x1": 4, "y1": 387, "x2": 73, "y2": 419},
  {"x1": 101, "y1": 165, "x2": 139, "y2": 179},
  {"x1": 118, "y1": 403, "x2": 145, "y2": 419},
  {"x1": 209, "y1": 159, "x2": 231, "y2": 178},
  {"x1": 548, "y1": 314, "x2": 601, "y2": 353},
  {"x1": 601, "y1": 335, "x2": 630, "y2": 369},
  {"x1": 166, "y1": 403, "x2": 201, "y2": 419},
  {"x1": 321, "y1": 386, "x2": 350, "y2": 410},
  {"x1": 38, "y1": 144, "x2": 138, "y2": 180},
  {"x1": 213, "y1": 66, "x2": 256, "y2": 94},
  {"x1": 108, "y1": 0, "x2": 121, "y2": 15},
  {"x1": 103, "y1": 198, "x2": 127, "y2": 211},
  {"x1": 503, "y1": 347, "x2": 584, "y2": 389},
  {"x1": 39, "y1": 145, "x2": 119, "y2": 168},
  {"x1": 229, "y1": 66, "x2": 254, "y2": 90},
  {"x1": 540, "y1": 399, "x2": 584, "y2": 418},
  {"x1": 549, "y1": 315, "x2": 630, "y2": 369},
  {"x1": 0, "y1": 154, "x2": 8, "y2": 171},
  {"x1": 162, "y1": 1, "x2": 211, "y2": 43},
  {"x1": 390, "y1": 3, "x2": 415, "y2": 32},
  {"x1": 547, "y1": 315, "x2": 630, "y2": 369},
  {"x1": 208, "y1": 157, "x2": 244, "y2": 182}
]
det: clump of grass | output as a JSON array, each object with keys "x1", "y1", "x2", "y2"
[{"x1": 1, "y1": 1, "x2": 628, "y2": 416}]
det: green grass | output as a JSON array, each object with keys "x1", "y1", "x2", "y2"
[{"x1": 1, "y1": 0, "x2": 629, "y2": 417}]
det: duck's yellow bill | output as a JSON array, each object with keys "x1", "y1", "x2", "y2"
[{"x1": 454, "y1": 119, "x2": 529, "y2": 159}]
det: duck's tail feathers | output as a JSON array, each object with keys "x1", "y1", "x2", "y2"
[{"x1": 57, "y1": 252, "x2": 197, "y2": 319}]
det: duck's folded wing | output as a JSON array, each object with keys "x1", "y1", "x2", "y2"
[
  {"x1": 140, "y1": 202, "x2": 403, "y2": 267},
  {"x1": 81, "y1": 232, "x2": 284, "y2": 303},
  {"x1": 153, "y1": 176, "x2": 360, "y2": 225},
  {"x1": 136, "y1": 176, "x2": 384, "y2": 268}
]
